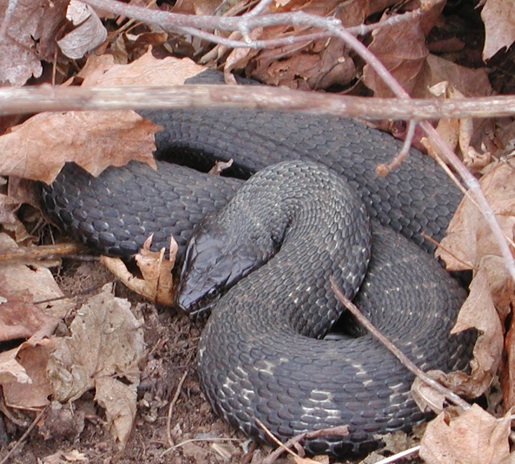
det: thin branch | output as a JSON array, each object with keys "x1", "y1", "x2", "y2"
[
  {"x1": 0, "y1": 406, "x2": 47, "y2": 464},
  {"x1": 421, "y1": 122, "x2": 515, "y2": 283},
  {"x1": 374, "y1": 445, "x2": 421, "y2": 464},
  {"x1": 0, "y1": 85, "x2": 513, "y2": 119},
  {"x1": 166, "y1": 370, "x2": 188, "y2": 448},
  {"x1": 330, "y1": 277, "x2": 471, "y2": 411},
  {"x1": 376, "y1": 120, "x2": 417, "y2": 175}
]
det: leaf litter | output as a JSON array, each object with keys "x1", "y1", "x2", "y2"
[{"x1": 0, "y1": 0, "x2": 514, "y2": 463}]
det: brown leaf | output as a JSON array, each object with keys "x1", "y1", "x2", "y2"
[
  {"x1": 57, "y1": 3, "x2": 108, "y2": 60},
  {"x1": 437, "y1": 162, "x2": 515, "y2": 308},
  {"x1": 362, "y1": 2, "x2": 446, "y2": 97},
  {"x1": 447, "y1": 268, "x2": 504, "y2": 398},
  {"x1": 422, "y1": 81, "x2": 491, "y2": 170},
  {"x1": 419, "y1": 405, "x2": 512, "y2": 464},
  {"x1": 100, "y1": 235, "x2": 177, "y2": 306},
  {"x1": 0, "y1": 0, "x2": 69, "y2": 85},
  {"x1": 95, "y1": 377, "x2": 137, "y2": 450},
  {"x1": 79, "y1": 49, "x2": 205, "y2": 87},
  {"x1": 0, "y1": 111, "x2": 159, "y2": 183},
  {"x1": 223, "y1": 0, "x2": 366, "y2": 90},
  {"x1": 0, "y1": 233, "x2": 72, "y2": 409},
  {"x1": 47, "y1": 284, "x2": 145, "y2": 449},
  {"x1": 481, "y1": 0, "x2": 515, "y2": 60},
  {"x1": 0, "y1": 233, "x2": 72, "y2": 342},
  {"x1": 437, "y1": 162, "x2": 515, "y2": 401},
  {"x1": 2, "y1": 338, "x2": 56, "y2": 409},
  {"x1": 0, "y1": 50, "x2": 205, "y2": 184}
]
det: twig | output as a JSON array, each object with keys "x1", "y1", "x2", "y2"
[
  {"x1": 376, "y1": 120, "x2": 417, "y2": 175},
  {"x1": 255, "y1": 418, "x2": 305, "y2": 463},
  {"x1": 160, "y1": 437, "x2": 244, "y2": 457},
  {"x1": 0, "y1": 406, "x2": 47, "y2": 464},
  {"x1": 330, "y1": 277, "x2": 471, "y2": 411},
  {"x1": 166, "y1": 370, "x2": 188, "y2": 448},
  {"x1": 0, "y1": 85, "x2": 513, "y2": 118},
  {"x1": 373, "y1": 445, "x2": 421, "y2": 464},
  {"x1": 421, "y1": 122, "x2": 515, "y2": 283}
]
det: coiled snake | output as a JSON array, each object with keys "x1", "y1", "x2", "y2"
[{"x1": 42, "y1": 73, "x2": 472, "y2": 456}]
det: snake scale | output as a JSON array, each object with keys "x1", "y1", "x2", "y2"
[{"x1": 41, "y1": 72, "x2": 472, "y2": 456}]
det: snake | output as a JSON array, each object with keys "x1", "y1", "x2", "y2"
[{"x1": 41, "y1": 71, "x2": 473, "y2": 456}]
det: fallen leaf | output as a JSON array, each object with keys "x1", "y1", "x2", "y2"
[
  {"x1": 58, "y1": 2, "x2": 108, "y2": 60},
  {"x1": 0, "y1": 232, "x2": 72, "y2": 409},
  {"x1": 100, "y1": 235, "x2": 177, "y2": 306},
  {"x1": 47, "y1": 284, "x2": 145, "y2": 449},
  {"x1": 79, "y1": 49, "x2": 204, "y2": 87},
  {"x1": 0, "y1": 0, "x2": 69, "y2": 85},
  {"x1": 362, "y1": 2, "x2": 445, "y2": 97},
  {"x1": 421, "y1": 79, "x2": 492, "y2": 169},
  {"x1": 217, "y1": 0, "x2": 368, "y2": 90},
  {"x1": 481, "y1": 0, "x2": 515, "y2": 60},
  {"x1": 419, "y1": 404, "x2": 512, "y2": 464},
  {"x1": 0, "y1": 50, "x2": 205, "y2": 184},
  {"x1": 0, "y1": 233, "x2": 72, "y2": 342},
  {"x1": 2, "y1": 338, "x2": 55, "y2": 409},
  {"x1": 0, "y1": 111, "x2": 158, "y2": 184},
  {"x1": 437, "y1": 162, "x2": 514, "y2": 403},
  {"x1": 95, "y1": 376, "x2": 137, "y2": 450}
]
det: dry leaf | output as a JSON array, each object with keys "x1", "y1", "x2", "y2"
[
  {"x1": 0, "y1": 233, "x2": 72, "y2": 341},
  {"x1": 58, "y1": 2, "x2": 108, "y2": 59},
  {"x1": 95, "y1": 376, "x2": 137, "y2": 450},
  {"x1": 362, "y1": 2, "x2": 445, "y2": 97},
  {"x1": 0, "y1": 50, "x2": 205, "y2": 184},
  {"x1": 419, "y1": 405, "x2": 512, "y2": 464},
  {"x1": 47, "y1": 284, "x2": 145, "y2": 449},
  {"x1": 437, "y1": 162, "x2": 514, "y2": 402},
  {"x1": 101, "y1": 236, "x2": 177, "y2": 306},
  {"x1": 481, "y1": 0, "x2": 515, "y2": 60},
  {"x1": 422, "y1": 81, "x2": 491, "y2": 169},
  {"x1": 79, "y1": 49, "x2": 204, "y2": 87},
  {"x1": 220, "y1": 0, "x2": 367, "y2": 90},
  {"x1": 0, "y1": 111, "x2": 159, "y2": 183},
  {"x1": 437, "y1": 162, "x2": 514, "y2": 307},
  {"x1": 0, "y1": 0, "x2": 69, "y2": 85},
  {"x1": 2, "y1": 338, "x2": 55, "y2": 409}
]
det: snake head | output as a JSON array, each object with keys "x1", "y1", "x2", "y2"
[{"x1": 175, "y1": 219, "x2": 277, "y2": 315}]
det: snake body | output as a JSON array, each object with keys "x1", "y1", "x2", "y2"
[{"x1": 41, "y1": 74, "x2": 472, "y2": 456}]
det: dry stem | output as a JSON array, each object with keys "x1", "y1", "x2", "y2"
[{"x1": 330, "y1": 277, "x2": 471, "y2": 412}]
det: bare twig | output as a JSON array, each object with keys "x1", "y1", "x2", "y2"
[
  {"x1": 166, "y1": 370, "x2": 188, "y2": 448},
  {"x1": 0, "y1": 406, "x2": 47, "y2": 464},
  {"x1": 376, "y1": 120, "x2": 417, "y2": 175},
  {"x1": 160, "y1": 437, "x2": 244, "y2": 457},
  {"x1": 373, "y1": 445, "x2": 421, "y2": 464},
  {"x1": 421, "y1": 122, "x2": 515, "y2": 282},
  {"x1": 330, "y1": 277, "x2": 471, "y2": 411},
  {"x1": 0, "y1": 84, "x2": 513, "y2": 118},
  {"x1": 255, "y1": 418, "x2": 306, "y2": 463}
]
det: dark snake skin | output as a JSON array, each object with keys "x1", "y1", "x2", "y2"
[{"x1": 41, "y1": 74, "x2": 472, "y2": 456}]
